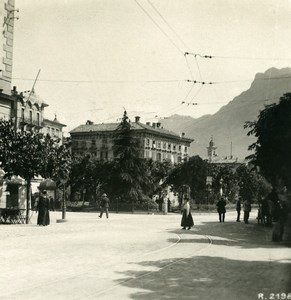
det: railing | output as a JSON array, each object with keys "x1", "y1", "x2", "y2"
[{"x1": 0, "y1": 208, "x2": 26, "y2": 224}]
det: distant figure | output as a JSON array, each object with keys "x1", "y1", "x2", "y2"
[
  {"x1": 236, "y1": 197, "x2": 242, "y2": 222},
  {"x1": 49, "y1": 196, "x2": 55, "y2": 211},
  {"x1": 99, "y1": 193, "x2": 110, "y2": 218},
  {"x1": 36, "y1": 190, "x2": 50, "y2": 226},
  {"x1": 243, "y1": 199, "x2": 252, "y2": 224},
  {"x1": 181, "y1": 197, "x2": 194, "y2": 230},
  {"x1": 277, "y1": 201, "x2": 289, "y2": 241},
  {"x1": 216, "y1": 197, "x2": 226, "y2": 222},
  {"x1": 258, "y1": 197, "x2": 269, "y2": 225}
]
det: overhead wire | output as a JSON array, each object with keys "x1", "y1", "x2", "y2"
[
  {"x1": 184, "y1": 52, "x2": 291, "y2": 61},
  {"x1": 134, "y1": 0, "x2": 184, "y2": 55}
]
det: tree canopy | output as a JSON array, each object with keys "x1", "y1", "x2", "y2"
[{"x1": 245, "y1": 93, "x2": 291, "y2": 189}]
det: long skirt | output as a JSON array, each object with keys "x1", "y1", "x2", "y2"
[
  {"x1": 181, "y1": 210, "x2": 194, "y2": 227},
  {"x1": 37, "y1": 209, "x2": 50, "y2": 226}
]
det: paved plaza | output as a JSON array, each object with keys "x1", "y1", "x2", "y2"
[{"x1": 0, "y1": 210, "x2": 291, "y2": 300}]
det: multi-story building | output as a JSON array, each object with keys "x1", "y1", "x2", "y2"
[
  {"x1": 10, "y1": 87, "x2": 66, "y2": 139},
  {"x1": 0, "y1": 1, "x2": 67, "y2": 211},
  {"x1": 70, "y1": 116, "x2": 193, "y2": 164}
]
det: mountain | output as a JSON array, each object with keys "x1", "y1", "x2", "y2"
[{"x1": 161, "y1": 67, "x2": 291, "y2": 159}]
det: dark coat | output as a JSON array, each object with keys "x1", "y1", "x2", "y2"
[
  {"x1": 37, "y1": 196, "x2": 50, "y2": 226},
  {"x1": 216, "y1": 199, "x2": 226, "y2": 213},
  {"x1": 100, "y1": 196, "x2": 110, "y2": 208}
]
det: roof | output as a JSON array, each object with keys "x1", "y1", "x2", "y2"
[
  {"x1": 43, "y1": 118, "x2": 67, "y2": 127},
  {"x1": 209, "y1": 156, "x2": 247, "y2": 164},
  {"x1": 70, "y1": 121, "x2": 193, "y2": 142},
  {"x1": 22, "y1": 89, "x2": 48, "y2": 107}
]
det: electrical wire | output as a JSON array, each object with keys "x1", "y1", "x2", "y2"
[{"x1": 134, "y1": 0, "x2": 184, "y2": 55}]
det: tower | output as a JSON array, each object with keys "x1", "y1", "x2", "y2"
[{"x1": 207, "y1": 136, "x2": 217, "y2": 162}]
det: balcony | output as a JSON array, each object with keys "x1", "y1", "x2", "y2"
[{"x1": 20, "y1": 118, "x2": 42, "y2": 128}]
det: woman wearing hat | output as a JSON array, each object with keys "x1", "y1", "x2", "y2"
[
  {"x1": 36, "y1": 190, "x2": 50, "y2": 226},
  {"x1": 181, "y1": 197, "x2": 194, "y2": 230}
]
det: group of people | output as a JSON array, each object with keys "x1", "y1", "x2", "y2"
[
  {"x1": 179, "y1": 195, "x2": 253, "y2": 230},
  {"x1": 216, "y1": 196, "x2": 252, "y2": 224},
  {"x1": 35, "y1": 191, "x2": 111, "y2": 226}
]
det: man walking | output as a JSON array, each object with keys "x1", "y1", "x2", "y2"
[
  {"x1": 99, "y1": 193, "x2": 110, "y2": 219},
  {"x1": 236, "y1": 197, "x2": 242, "y2": 222}
]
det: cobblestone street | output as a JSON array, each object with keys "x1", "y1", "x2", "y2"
[{"x1": 1, "y1": 210, "x2": 290, "y2": 300}]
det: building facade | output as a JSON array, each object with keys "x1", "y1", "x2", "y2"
[{"x1": 70, "y1": 116, "x2": 193, "y2": 164}]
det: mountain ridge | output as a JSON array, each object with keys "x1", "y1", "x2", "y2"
[{"x1": 161, "y1": 67, "x2": 291, "y2": 159}]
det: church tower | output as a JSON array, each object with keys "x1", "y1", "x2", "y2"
[{"x1": 207, "y1": 136, "x2": 217, "y2": 162}]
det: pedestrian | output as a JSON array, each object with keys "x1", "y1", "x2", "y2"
[
  {"x1": 243, "y1": 199, "x2": 252, "y2": 224},
  {"x1": 181, "y1": 197, "x2": 194, "y2": 230},
  {"x1": 99, "y1": 193, "x2": 110, "y2": 218},
  {"x1": 236, "y1": 197, "x2": 242, "y2": 222},
  {"x1": 36, "y1": 190, "x2": 50, "y2": 226},
  {"x1": 216, "y1": 197, "x2": 226, "y2": 222}
]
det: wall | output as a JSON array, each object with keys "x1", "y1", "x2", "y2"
[{"x1": 0, "y1": 0, "x2": 15, "y2": 94}]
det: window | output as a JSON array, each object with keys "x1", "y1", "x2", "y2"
[
  {"x1": 29, "y1": 110, "x2": 32, "y2": 123},
  {"x1": 157, "y1": 141, "x2": 161, "y2": 148},
  {"x1": 91, "y1": 139, "x2": 96, "y2": 146},
  {"x1": 157, "y1": 152, "x2": 162, "y2": 161},
  {"x1": 168, "y1": 143, "x2": 171, "y2": 150},
  {"x1": 178, "y1": 156, "x2": 182, "y2": 163},
  {"x1": 152, "y1": 140, "x2": 156, "y2": 148},
  {"x1": 146, "y1": 138, "x2": 150, "y2": 146},
  {"x1": 37, "y1": 113, "x2": 40, "y2": 126},
  {"x1": 101, "y1": 151, "x2": 108, "y2": 160},
  {"x1": 185, "y1": 147, "x2": 188, "y2": 153},
  {"x1": 56, "y1": 129, "x2": 59, "y2": 137},
  {"x1": 179, "y1": 145, "x2": 181, "y2": 151},
  {"x1": 163, "y1": 142, "x2": 166, "y2": 149},
  {"x1": 21, "y1": 108, "x2": 25, "y2": 121},
  {"x1": 173, "y1": 144, "x2": 176, "y2": 151}
]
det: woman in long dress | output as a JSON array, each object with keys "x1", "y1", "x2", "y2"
[
  {"x1": 36, "y1": 190, "x2": 50, "y2": 226},
  {"x1": 181, "y1": 197, "x2": 194, "y2": 230}
]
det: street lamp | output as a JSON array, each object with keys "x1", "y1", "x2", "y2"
[
  {"x1": 60, "y1": 178, "x2": 68, "y2": 220},
  {"x1": 57, "y1": 177, "x2": 68, "y2": 223}
]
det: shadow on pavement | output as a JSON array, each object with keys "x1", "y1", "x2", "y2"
[
  {"x1": 115, "y1": 255, "x2": 291, "y2": 300},
  {"x1": 168, "y1": 220, "x2": 291, "y2": 249}
]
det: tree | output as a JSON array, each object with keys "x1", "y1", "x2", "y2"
[
  {"x1": 0, "y1": 120, "x2": 67, "y2": 223},
  {"x1": 165, "y1": 156, "x2": 208, "y2": 205},
  {"x1": 111, "y1": 111, "x2": 147, "y2": 211},
  {"x1": 245, "y1": 93, "x2": 291, "y2": 190}
]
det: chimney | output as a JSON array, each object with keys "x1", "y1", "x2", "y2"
[
  {"x1": 86, "y1": 120, "x2": 93, "y2": 125},
  {"x1": 157, "y1": 122, "x2": 161, "y2": 128},
  {"x1": 135, "y1": 116, "x2": 140, "y2": 123},
  {"x1": 146, "y1": 122, "x2": 151, "y2": 126},
  {"x1": 12, "y1": 86, "x2": 17, "y2": 95},
  {"x1": 181, "y1": 132, "x2": 185, "y2": 137},
  {"x1": 152, "y1": 123, "x2": 156, "y2": 128}
]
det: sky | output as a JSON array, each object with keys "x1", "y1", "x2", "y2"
[{"x1": 11, "y1": 0, "x2": 291, "y2": 135}]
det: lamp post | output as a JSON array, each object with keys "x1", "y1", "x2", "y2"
[
  {"x1": 57, "y1": 178, "x2": 68, "y2": 223},
  {"x1": 61, "y1": 178, "x2": 67, "y2": 220}
]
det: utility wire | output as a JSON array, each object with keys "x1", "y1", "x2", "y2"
[
  {"x1": 134, "y1": 0, "x2": 184, "y2": 55},
  {"x1": 147, "y1": 0, "x2": 191, "y2": 51},
  {"x1": 184, "y1": 52, "x2": 291, "y2": 61},
  {"x1": 12, "y1": 77, "x2": 187, "y2": 84}
]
